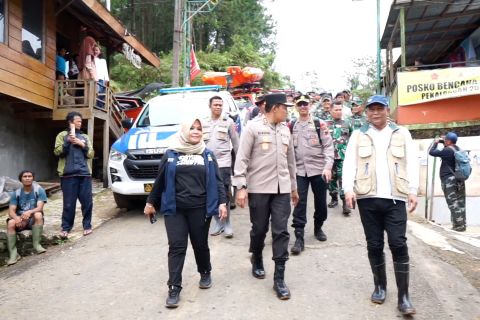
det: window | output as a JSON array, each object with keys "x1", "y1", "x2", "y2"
[
  {"x1": 0, "y1": 0, "x2": 5, "y2": 43},
  {"x1": 22, "y1": 0, "x2": 43, "y2": 61}
]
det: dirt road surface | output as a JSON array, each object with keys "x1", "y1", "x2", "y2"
[{"x1": 0, "y1": 194, "x2": 479, "y2": 320}]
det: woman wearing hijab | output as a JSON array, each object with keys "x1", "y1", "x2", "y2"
[
  {"x1": 78, "y1": 35, "x2": 97, "y2": 81},
  {"x1": 144, "y1": 118, "x2": 228, "y2": 309}
]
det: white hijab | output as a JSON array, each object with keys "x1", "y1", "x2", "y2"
[{"x1": 168, "y1": 118, "x2": 206, "y2": 154}]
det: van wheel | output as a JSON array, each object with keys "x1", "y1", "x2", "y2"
[{"x1": 113, "y1": 192, "x2": 134, "y2": 210}]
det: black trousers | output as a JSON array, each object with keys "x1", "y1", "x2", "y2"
[
  {"x1": 164, "y1": 206, "x2": 212, "y2": 287},
  {"x1": 291, "y1": 174, "x2": 328, "y2": 232},
  {"x1": 248, "y1": 193, "x2": 290, "y2": 263},
  {"x1": 357, "y1": 198, "x2": 409, "y2": 263}
]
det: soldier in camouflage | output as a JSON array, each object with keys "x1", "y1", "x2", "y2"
[
  {"x1": 350, "y1": 99, "x2": 367, "y2": 130},
  {"x1": 315, "y1": 96, "x2": 333, "y2": 121},
  {"x1": 428, "y1": 132, "x2": 467, "y2": 231},
  {"x1": 326, "y1": 100, "x2": 352, "y2": 215}
]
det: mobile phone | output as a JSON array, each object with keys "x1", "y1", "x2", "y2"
[
  {"x1": 150, "y1": 214, "x2": 157, "y2": 224},
  {"x1": 352, "y1": 200, "x2": 356, "y2": 210}
]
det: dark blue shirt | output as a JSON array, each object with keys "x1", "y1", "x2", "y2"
[{"x1": 428, "y1": 142, "x2": 457, "y2": 180}]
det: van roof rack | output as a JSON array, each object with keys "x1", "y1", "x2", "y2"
[{"x1": 159, "y1": 85, "x2": 222, "y2": 95}]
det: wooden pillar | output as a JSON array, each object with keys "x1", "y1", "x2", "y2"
[
  {"x1": 400, "y1": 7, "x2": 407, "y2": 68},
  {"x1": 102, "y1": 91, "x2": 111, "y2": 187}
]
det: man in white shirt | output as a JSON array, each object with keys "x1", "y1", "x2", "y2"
[
  {"x1": 343, "y1": 95, "x2": 418, "y2": 316},
  {"x1": 93, "y1": 45, "x2": 110, "y2": 108}
]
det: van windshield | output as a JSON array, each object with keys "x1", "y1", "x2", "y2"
[{"x1": 136, "y1": 96, "x2": 212, "y2": 127}]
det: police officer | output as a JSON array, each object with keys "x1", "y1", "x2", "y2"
[
  {"x1": 290, "y1": 95, "x2": 334, "y2": 254},
  {"x1": 203, "y1": 96, "x2": 239, "y2": 238},
  {"x1": 343, "y1": 95, "x2": 418, "y2": 315},
  {"x1": 326, "y1": 100, "x2": 352, "y2": 215},
  {"x1": 350, "y1": 98, "x2": 367, "y2": 130},
  {"x1": 234, "y1": 93, "x2": 298, "y2": 300}
]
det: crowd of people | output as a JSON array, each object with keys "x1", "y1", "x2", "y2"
[{"x1": 5, "y1": 87, "x2": 469, "y2": 316}]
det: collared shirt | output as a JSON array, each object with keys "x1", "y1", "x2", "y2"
[
  {"x1": 203, "y1": 116, "x2": 239, "y2": 168},
  {"x1": 233, "y1": 115, "x2": 297, "y2": 194},
  {"x1": 292, "y1": 117, "x2": 334, "y2": 177},
  {"x1": 342, "y1": 124, "x2": 419, "y2": 200}
]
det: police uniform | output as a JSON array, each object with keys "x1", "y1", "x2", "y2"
[
  {"x1": 290, "y1": 116, "x2": 334, "y2": 249},
  {"x1": 326, "y1": 118, "x2": 352, "y2": 212},
  {"x1": 203, "y1": 115, "x2": 240, "y2": 236},
  {"x1": 233, "y1": 93, "x2": 296, "y2": 299}
]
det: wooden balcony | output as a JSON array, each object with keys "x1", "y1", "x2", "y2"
[{"x1": 53, "y1": 80, "x2": 129, "y2": 185}]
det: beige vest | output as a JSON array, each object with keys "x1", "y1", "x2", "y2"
[{"x1": 354, "y1": 127, "x2": 409, "y2": 198}]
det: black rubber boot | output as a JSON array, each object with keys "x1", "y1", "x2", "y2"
[
  {"x1": 394, "y1": 261, "x2": 416, "y2": 315},
  {"x1": 165, "y1": 285, "x2": 182, "y2": 308},
  {"x1": 250, "y1": 253, "x2": 266, "y2": 279},
  {"x1": 273, "y1": 263, "x2": 291, "y2": 300},
  {"x1": 369, "y1": 254, "x2": 387, "y2": 304},
  {"x1": 290, "y1": 230, "x2": 304, "y2": 255},
  {"x1": 328, "y1": 195, "x2": 338, "y2": 208},
  {"x1": 342, "y1": 198, "x2": 351, "y2": 215}
]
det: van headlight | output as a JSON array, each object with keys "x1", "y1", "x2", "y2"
[{"x1": 110, "y1": 149, "x2": 126, "y2": 161}]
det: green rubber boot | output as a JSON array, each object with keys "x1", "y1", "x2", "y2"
[
  {"x1": 7, "y1": 234, "x2": 22, "y2": 266},
  {"x1": 32, "y1": 225, "x2": 47, "y2": 254}
]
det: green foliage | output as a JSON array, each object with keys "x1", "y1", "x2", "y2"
[
  {"x1": 109, "y1": 0, "x2": 285, "y2": 90},
  {"x1": 345, "y1": 56, "x2": 380, "y2": 101}
]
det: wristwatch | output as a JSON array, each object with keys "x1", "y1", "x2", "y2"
[{"x1": 238, "y1": 185, "x2": 247, "y2": 190}]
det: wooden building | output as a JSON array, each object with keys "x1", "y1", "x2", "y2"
[
  {"x1": 0, "y1": 0, "x2": 159, "y2": 181},
  {"x1": 381, "y1": 0, "x2": 480, "y2": 138}
]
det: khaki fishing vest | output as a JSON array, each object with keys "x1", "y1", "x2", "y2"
[{"x1": 354, "y1": 128, "x2": 410, "y2": 199}]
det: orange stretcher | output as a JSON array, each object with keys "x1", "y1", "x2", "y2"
[{"x1": 202, "y1": 66, "x2": 264, "y2": 88}]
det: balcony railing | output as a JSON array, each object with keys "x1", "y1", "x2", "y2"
[{"x1": 53, "y1": 80, "x2": 127, "y2": 139}]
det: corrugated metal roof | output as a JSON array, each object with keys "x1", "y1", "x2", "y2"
[{"x1": 380, "y1": 0, "x2": 480, "y2": 65}]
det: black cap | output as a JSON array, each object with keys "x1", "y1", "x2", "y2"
[
  {"x1": 255, "y1": 95, "x2": 266, "y2": 106},
  {"x1": 265, "y1": 93, "x2": 294, "y2": 108}
]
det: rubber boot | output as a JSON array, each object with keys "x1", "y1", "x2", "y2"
[
  {"x1": 32, "y1": 225, "x2": 47, "y2": 254},
  {"x1": 165, "y1": 285, "x2": 182, "y2": 308},
  {"x1": 209, "y1": 216, "x2": 224, "y2": 236},
  {"x1": 369, "y1": 254, "x2": 387, "y2": 304},
  {"x1": 223, "y1": 214, "x2": 233, "y2": 238},
  {"x1": 290, "y1": 230, "x2": 304, "y2": 255},
  {"x1": 394, "y1": 261, "x2": 416, "y2": 315},
  {"x1": 342, "y1": 198, "x2": 351, "y2": 215},
  {"x1": 250, "y1": 252, "x2": 266, "y2": 279},
  {"x1": 328, "y1": 195, "x2": 338, "y2": 208},
  {"x1": 273, "y1": 263, "x2": 291, "y2": 300},
  {"x1": 6, "y1": 234, "x2": 22, "y2": 266}
]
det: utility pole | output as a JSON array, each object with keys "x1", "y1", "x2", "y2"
[{"x1": 172, "y1": 0, "x2": 184, "y2": 87}]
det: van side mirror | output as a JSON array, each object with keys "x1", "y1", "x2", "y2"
[{"x1": 121, "y1": 118, "x2": 133, "y2": 129}]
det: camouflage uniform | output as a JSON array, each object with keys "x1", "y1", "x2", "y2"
[
  {"x1": 350, "y1": 114, "x2": 367, "y2": 130},
  {"x1": 440, "y1": 176, "x2": 466, "y2": 229},
  {"x1": 317, "y1": 110, "x2": 332, "y2": 121},
  {"x1": 326, "y1": 119, "x2": 352, "y2": 200}
]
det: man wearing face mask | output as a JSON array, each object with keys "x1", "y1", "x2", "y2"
[
  {"x1": 234, "y1": 93, "x2": 299, "y2": 300},
  {"x1": 289, "y1": 95, "x2": 334, "y2": 254}
]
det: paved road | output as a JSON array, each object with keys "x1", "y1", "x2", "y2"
[{"x1": 0, "y1": 194, "x2": 479, "y2": 320}]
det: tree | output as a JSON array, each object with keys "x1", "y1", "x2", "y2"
[{"x1": 345, "y1": 56, "x2": 380, "y2": 102}]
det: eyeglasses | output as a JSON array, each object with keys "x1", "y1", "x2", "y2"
[{"x1": 297, "y1": 102, "x2": 309, "y2": 107}]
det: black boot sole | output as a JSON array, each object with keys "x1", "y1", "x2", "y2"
[{"x1": 398, "y1": 307, "x2": 416, "y2": 315}]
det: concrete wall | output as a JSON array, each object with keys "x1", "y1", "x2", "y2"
[{"x1": 0, "y1": 103, "x2": 58, "y2": 181}]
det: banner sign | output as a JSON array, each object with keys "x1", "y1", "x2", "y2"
[{"x1": 397, "y1": 67, "x2": 480, "y2": 106}]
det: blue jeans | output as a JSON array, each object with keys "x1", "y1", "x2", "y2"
[
  {"x1": 291, "y1": 174, "x2": 328, "y2": 232},
  {"x1": 61, "y1": 176, "x2": 93, "y2": 232}
]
